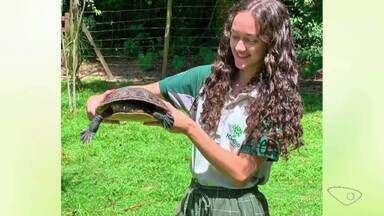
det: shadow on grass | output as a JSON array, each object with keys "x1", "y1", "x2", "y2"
[
  {"x1": 62, "y1": 79, "x2": 135, "y2": 94},
  {"x1": 301, "y1": 92, "x2": 322, "y2": 113},
  {"x1": 68, "y1": 80, "x2": 322, "y2": 113}
]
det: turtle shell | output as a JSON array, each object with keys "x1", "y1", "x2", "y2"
[{"x1": 95, "y1": 87, "x2": 168, "y2": 122}]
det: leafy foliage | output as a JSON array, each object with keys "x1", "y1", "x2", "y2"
[
  {"x1": 73, "y1": 0, "x2": 322, "y2": 77},
  {"x1": 138, "y1": 51, "x2": 158, "y2": 71},
  {"x1": 171, "y1": 54, "x2": 187, "y2": 71},
  {"x1": 283, "y1": 0, "x2": 323, "y2": 77},
  {"x1": 123, "y1": 39, "x2": 139, "y2": 56},
  {"x1": 198, "y1": 47, "x2": 216, "y2": 64},
  {"x1": 171, "y1": 37, "x2": 196, "y2": 57}
]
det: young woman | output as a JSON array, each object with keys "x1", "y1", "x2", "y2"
[{"x1": 86, "y1": 0, "x2": 303, "y2": 215}]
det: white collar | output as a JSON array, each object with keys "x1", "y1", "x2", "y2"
[{"x1": 227, "y1": 86, "x2": 258, "y2": 102}]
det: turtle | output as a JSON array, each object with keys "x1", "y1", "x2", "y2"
[{"x1": 80, "y1": 87, "x2": 174, "y2": 144}]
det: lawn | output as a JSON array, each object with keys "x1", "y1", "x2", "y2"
[{"x1": 61, "y1": 80, "x2": 322, "y2": 216}]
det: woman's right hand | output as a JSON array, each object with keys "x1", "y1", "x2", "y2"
[{"x1": 86, "y1": 89, "x2": 116, "y2": 120}]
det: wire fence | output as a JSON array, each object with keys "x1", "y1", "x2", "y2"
[
  {"x1": 76, "y1": 2, "x2": 228, "y2": 79},
  {"x1": 62, "y1": 1, "x2": 313, "y2": 81}
]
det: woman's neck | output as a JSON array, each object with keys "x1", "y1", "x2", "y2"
[
  {"x1": 235, "y1": 72, "x2": 254, "y2": 87},
  {"x1": 233, "y1": 66, "x2": 263, "y2": 87}
]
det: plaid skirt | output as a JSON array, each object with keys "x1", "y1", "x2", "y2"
[{"x1": 174, "y1": 179, "x2": 269, "y2": 216}]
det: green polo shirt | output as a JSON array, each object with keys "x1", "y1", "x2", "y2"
[{"x1": 159, "y1": 65, "x2": 279, "y2": 188}]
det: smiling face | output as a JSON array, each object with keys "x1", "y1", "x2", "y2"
[{"x1": 230, "y1": 11, "x2": 268, "y2": 75}]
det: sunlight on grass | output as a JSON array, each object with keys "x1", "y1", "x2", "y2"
[{"x1": 61, "y1": 81, "x2": 322, "y2": 215}]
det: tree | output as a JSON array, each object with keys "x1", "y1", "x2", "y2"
[{"x1": 62, "y1": 0, "x2": 100, "y2": 111}]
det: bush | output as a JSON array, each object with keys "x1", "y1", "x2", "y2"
[
  {"x1": 291, "y1": 18, "x2": 323, "y2": 64},
  {"x1": 83, "y1": 16, "x2": 97, "y2": 31},
  {"x1": 82, "y1": 0, "x2": 322, "y2": 77},
  {"x1": 286, "y1": 0, "x2": 323, "y2": 75},
  {"x1": 123, "y1": 39, "x2": 139, "y2": 56},
  {"x1": 198, "y1": 47, "x2": 216, "y2": 64},
  {"x1": 138, "y1": 52, "x2": 158, "y2": 71},
  {"x1": 172, "y1": 54, "x2": 187, "y2": 71},
  {"x1": 302, "y1": 56, "x2": 322, "y2": 78},
  {"x1": 171, "y1": 37, "x2": 195, "y2": 56}
]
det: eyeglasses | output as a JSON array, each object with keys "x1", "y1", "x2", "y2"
[{"x1": 230, "y1": 33, "x2": 260, "y2": 48}]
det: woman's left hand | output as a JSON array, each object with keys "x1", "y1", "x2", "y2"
[{"x1": 144, "y1": 100, "x2": 195, "y2": 134}]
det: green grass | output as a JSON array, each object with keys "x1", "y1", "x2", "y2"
[{"x1": 62, "y1": 80, "x2": 322, "y2": 215}]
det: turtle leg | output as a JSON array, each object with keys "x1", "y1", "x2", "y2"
[
  {"x1": 80, "y1": 114, "x2": 104, "y2": 144},
  {"x1": 152, "y1": 112, "x2": 174, "y2": 129}
]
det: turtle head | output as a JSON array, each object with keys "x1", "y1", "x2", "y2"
[{"x1": 80, "y1": 115, "x2": 104, "y2": 144}]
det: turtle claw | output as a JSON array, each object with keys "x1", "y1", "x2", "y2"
[
  {"x1": 79, "y1": 115, "x2": 104, "y2": 144},
  {"x1": 152, "y1": 112, "x2": 174, "y2": 129},
  {"x1": 80, "y1": 128, "x2": 95, "y2": 144}
]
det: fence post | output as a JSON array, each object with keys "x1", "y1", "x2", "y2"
[
  {"x1": 161, "y1": 0, "x2": 172, "y2": 78},
  {"x1": 82, "y1": 23, "x2": 114, "y2": 80}
]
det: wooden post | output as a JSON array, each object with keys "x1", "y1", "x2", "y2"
[
  {"x1": 61, "y1": 13, "x2": 70, "y2": 66},
  {"x1": 161, "y1": 0, "x2": 172, "y2": 78},
  {"x1": 61, "y1": 12, "x2": 70, "y2": 33},
  {"x1": 70, "y1": 0, "x2": 78, "y2": 110},
  {"x1": 82, "y1": 23, "x2": 114, "y2": 80}
]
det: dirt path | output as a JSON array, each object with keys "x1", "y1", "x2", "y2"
[{"x1": 74, "y1": 60, "x2": 322, "y2": 94}]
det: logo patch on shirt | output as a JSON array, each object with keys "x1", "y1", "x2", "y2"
[{"x1": 226, "y1": 123, "x2": 243, "y2": 150}]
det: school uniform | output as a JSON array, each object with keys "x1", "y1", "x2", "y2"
[{"x1": 159, "y1": 65, "x2": 279, "y2": 216}]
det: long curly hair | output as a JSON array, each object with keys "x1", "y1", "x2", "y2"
[{"x1": 200, "y1": 0, "x2": 303, "y2": 159}]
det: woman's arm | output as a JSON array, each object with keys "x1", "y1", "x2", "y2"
[
  {"x1": 162, "y1": 100, "x2": 265, "y2": 187},
  {"x1": 130, "y1": 82, "x2": 163, "y2": 99},
  {"x1": 188, "y1": 123, "x2": 265, "y2": 187}
]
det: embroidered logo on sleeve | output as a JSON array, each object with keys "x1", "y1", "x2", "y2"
[{"x1": 226, "y1": 123, "x2": 243, "y2": 151}]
